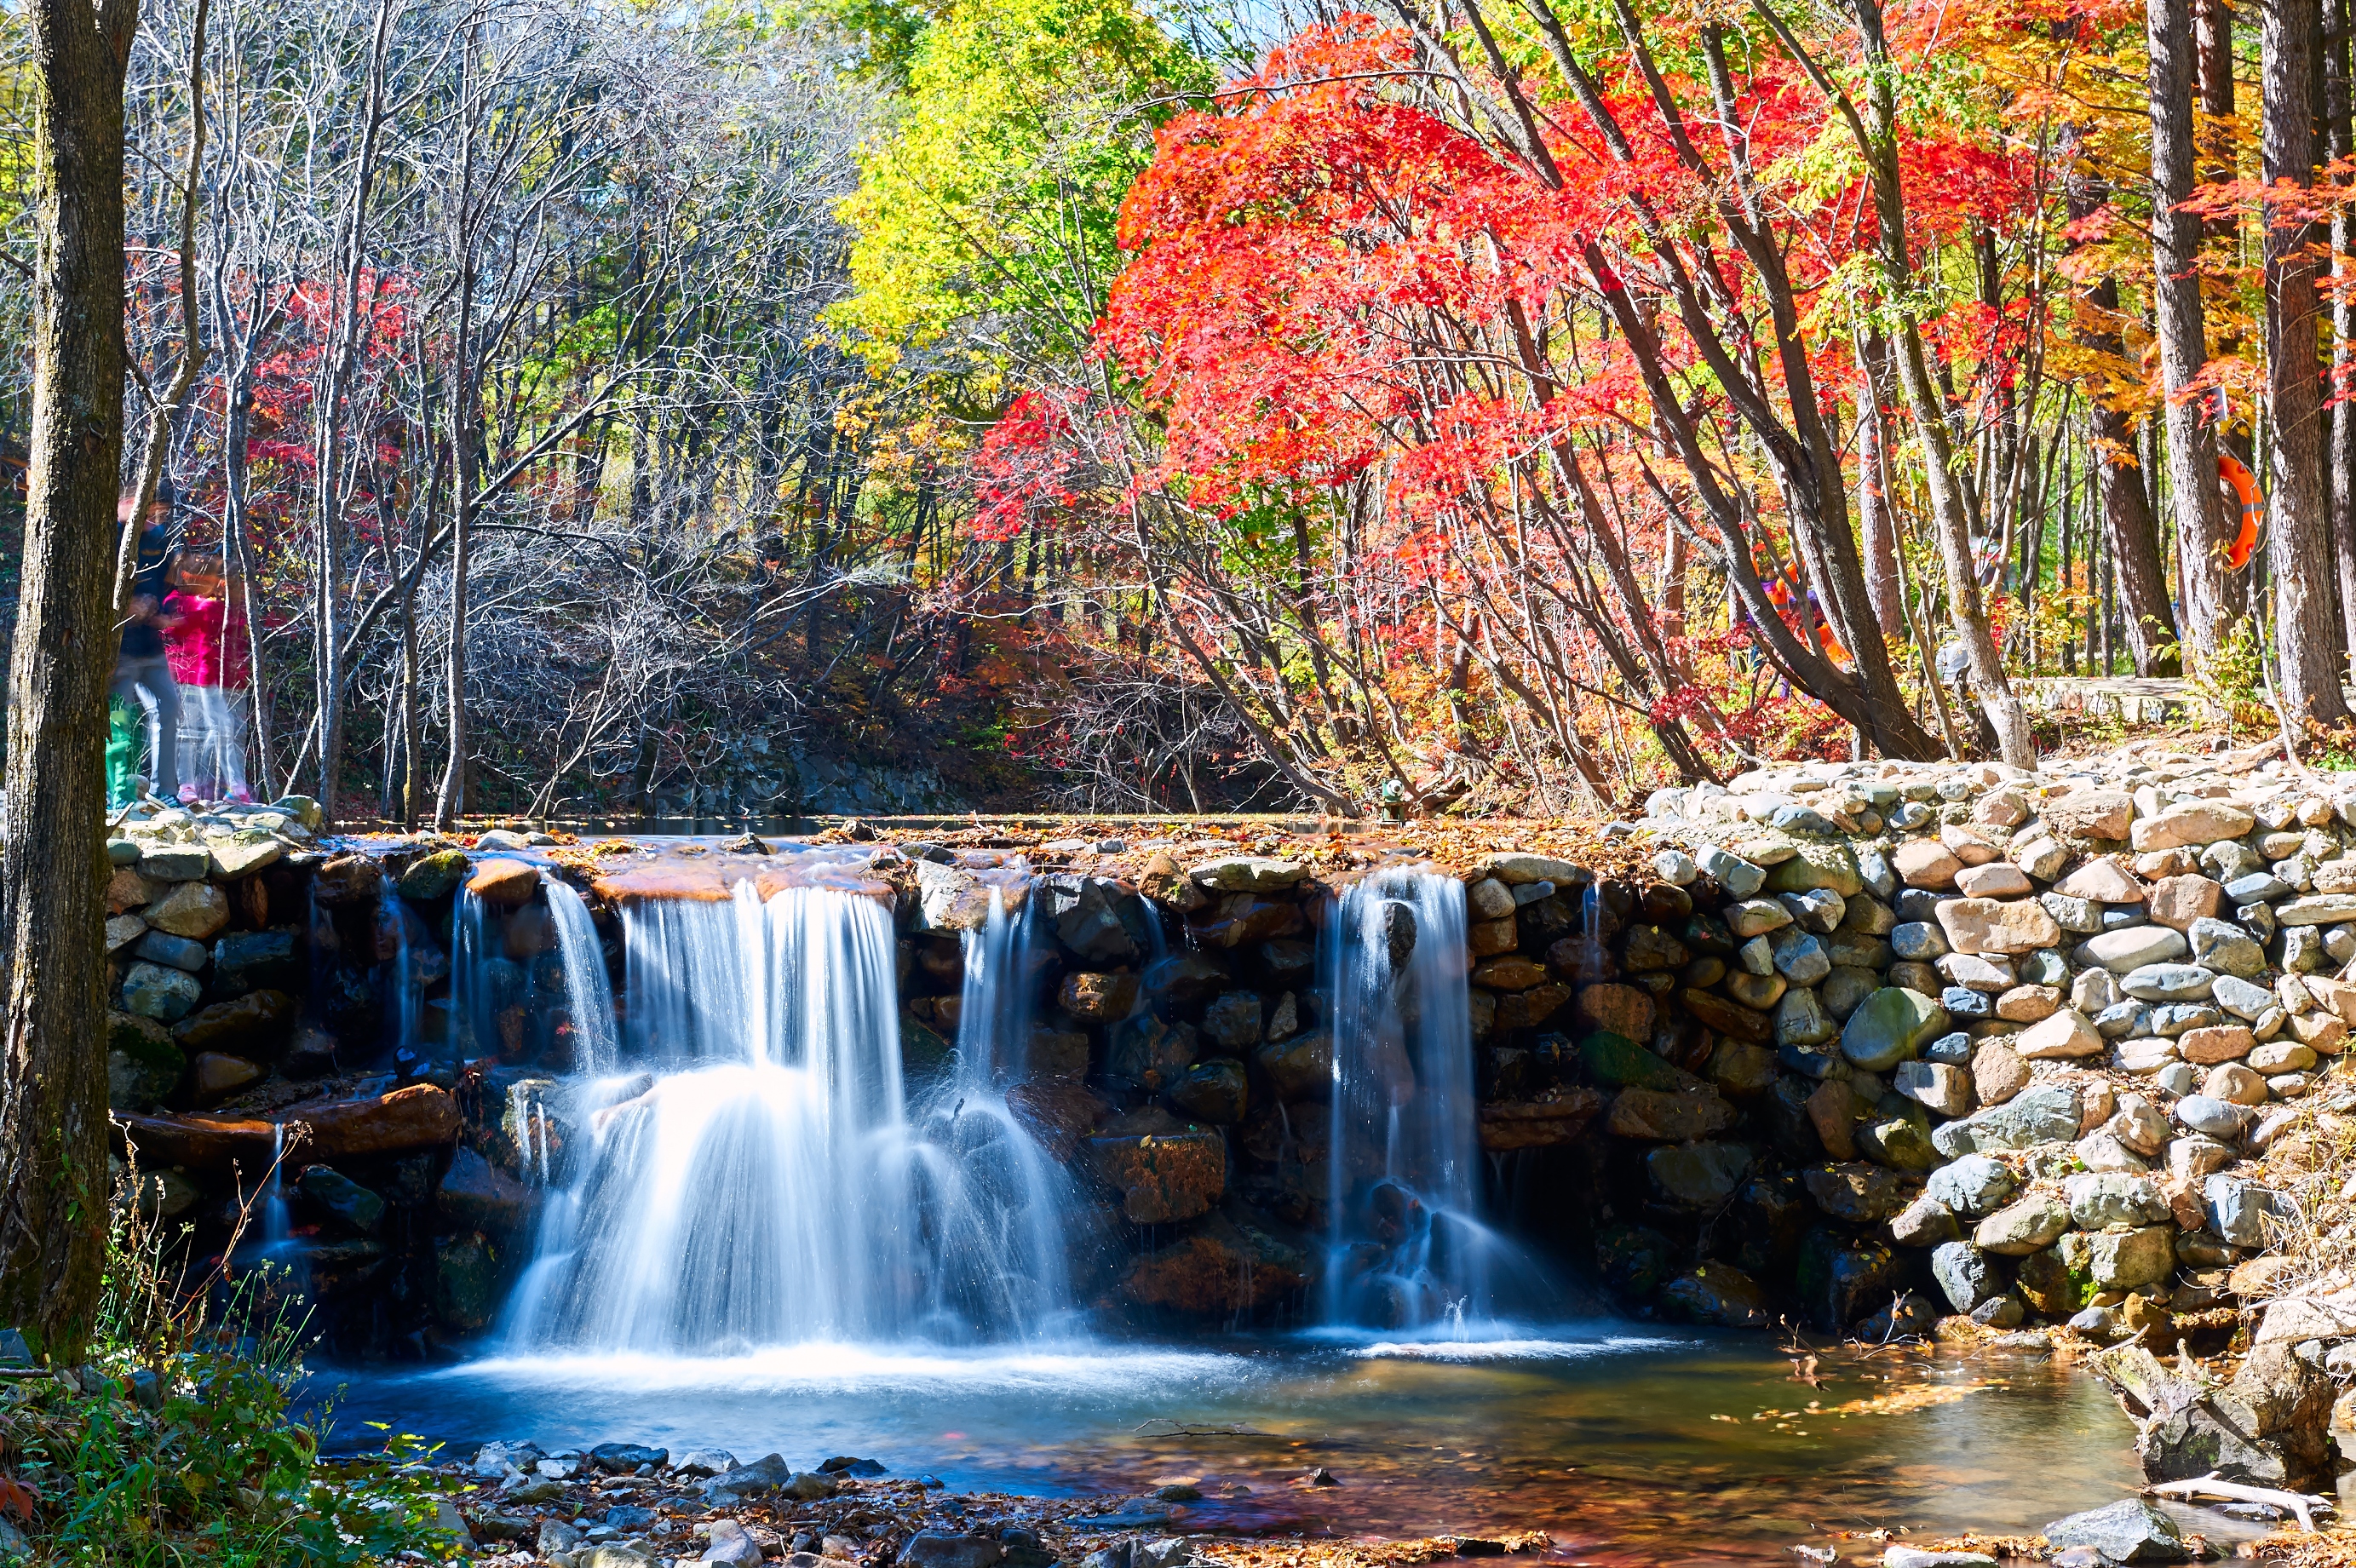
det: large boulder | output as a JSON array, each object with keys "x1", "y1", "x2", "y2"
[
  {"x1": 398, "y1": 848, "x2": 471, "y2": 902},
  {"x1": 1840, "y1": 987, "x2": 1949, "y2": 1071},
  {"x1": 2041, "y1": 1500, "x2": 2186, "y2": 1563},
  {"x1": 1117, "y1": 1214, "x2": 1307, "y2": 1313},
  {"x1": 1606, "y1": 1087, "x2": 1735, "y2": 1142},
  {"x1": 1037, "y1": 875, "x2": 1142, "y2": 963},
  {"x1": 210, "y1": 929, "x2": 302, "y2": 998},
  {"x1": 120, "y1": 962, "x2": 202, "y2": 1022},
  {"x1": 1658, "y1": 1261, "x2": 1769, "y2": 1329}
]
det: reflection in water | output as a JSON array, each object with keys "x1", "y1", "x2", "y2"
[{"x1": 317, "y1": 1335, "x2": 2139, "y2": 1564}]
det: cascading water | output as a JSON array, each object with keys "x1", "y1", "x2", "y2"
[
  {"x1": 502, "y1": 876, "x2": 1079, "y2": 1354},
  {"x1": 1321, "y1": 867, "x2": 1549, "y2": 1333},
  {"x1": 544, "y1": 878, "x2": 618, "y2": 1077}
]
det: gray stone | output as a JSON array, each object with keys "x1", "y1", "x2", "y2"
[
  {"x1": 2211, "y1": 974, "x2": 2276, "y2": 1022},
  {"x1": 2096, "y1": 1002, "x2": 2149, "y2": 1038},
  {"x1": 2151, "y1": 1002, "x2": 2221, "y2": 1037},
  {"x1": 1841, "y1": 987, "x2": 1950, "y2": 1071},
  {"x1": 2041, "y1": 1501, "x2": 2186, "y2": 1563},
  {"x1": 2019, "y1": 949, "x2": 2070, "y2": 987},
  {"x1": 701, "y1": 1521, "x2": 764, "y2": 1568},
  {"x1": 2204, "y1": 1175, "x2": 2282, "y2": 1246},
  {"x1": 1697, "y1": 847, "x2": 1766, "y2": 899},
  {"x1": 1924, "y1": 1031, "x2": 1974, "y2": 1065},
  {"x1": 899, "y1": 1537, "x2": 1006, "y2": 1568},
  {"x1": 1974, "y1": 1194, "x2": 2072, "y2": 1255},
  {"x1": 1942, "y1": 985, "x2": 1993, "y2": 1020},
  {"x1": 2188, "y1": 917, "x2": 2265, "y2": 978},
  {"x1": 2072, "y1": 967, "x2": 2123, "y2": 1013},
  {"x1": 1933, "y1": 1083, "x2": 2079, "y2": 1157},
  {"x1": 1925, "y1": 1153, "x2": 2017, "y2": 1216},
  {"x1": 131, "y1": 929, "x2": 207, "y2": 973},
  {"x1": 1192, "y1": 856, "x2": 1309, "y2": 893},
  {"x1": 1891, "y1": 922, "x2": 1950, "y2": 961},
  {"x1": 1774, "y1": 985, "x2": 1835, "y2": 1046},
  {"x1": 2064, "y1": 1172, "x2": 2169, "y2": 1230},
  {"x1": 1893, "y1": 1059, "x2": 1973, "y2": 1117},
  {"x1": 2174, "y1": 1095, "x2": 2250, "y2": 1140},
  {"x1": 1646, "y1": 1142, "x2": 1752, "y2": 1210},
  {"x1": 2076, "y1": 927, "x2": 2191, "y2": 974},
  {"x1": 120, "y1": 961, "x2": 202, "y2": 1022},
  {"x1": 1770, "y1": 927, "x2": 1831, "y2": 985},
  {"x1": 1890, "y1": 1194, "x2": 1961, "y2": 1246},
  {"x1": 1931, "y1": 1240, "x2": 2006, "y2": 1312},
  {"x1": 2041, "y1": 892, "x2": 2105, "y2": 933},
  {"x1": 2120, "y1": 963, "x2": 2217, "y2": 1002}
]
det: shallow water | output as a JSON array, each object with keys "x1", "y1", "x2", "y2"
[{"x1": 313, "y1": 1326, "x2": 2145, "y2": 1564}]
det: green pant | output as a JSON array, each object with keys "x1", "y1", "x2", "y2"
[{"x1": 106, "y1": 697, "x2": 143, "y2": 807}]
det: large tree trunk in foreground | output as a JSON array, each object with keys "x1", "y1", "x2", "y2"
[
  {"x1": 2152, "y1": 0, "x2": 2241, "y2": 663},
  {"x1": 0, "y1": 0, "x2": 135, "y2": 1364},
  {"x1": 2263, "y1": 0, "x2": 2355, "y2": 723}
]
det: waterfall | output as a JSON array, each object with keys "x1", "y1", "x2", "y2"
[
  {"x1": 543, "y1": 878, "x2": 619, "y2": 1077},
  {"x1": 500, "y1": 880, "x2": 1077, "y2": 1354},
  {"x1": 1321, "y1": 866, "x2": 1549, "y2": 1332}
]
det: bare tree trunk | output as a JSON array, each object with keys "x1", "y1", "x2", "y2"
[
  {"x1": 2328, "y1": 0, "x2": 2356, "y2": 665},
  {"x1": 1847, "y1": 0, "x2": 2035, "y2": 764},
  {"x1": 2263, "y1": 0, "x2": 2355, "y2": 721},
  {"x1": 1854, "y1": 327, "x2": 1906, "y2": 641},
  {"x1": 0, "y1": 0, "x2": 135, "y2": 1363},
  {"x1": 434, "y1": 23, "x2": 483, "y2": 830},
  {"x1": 2152, "y1": 0, "x2": 2241, "y2": 661}
]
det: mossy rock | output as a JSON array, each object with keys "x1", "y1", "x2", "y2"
[
  {"x1": 1765, "y1": 844, "x2": 1864, "y2": 899},
  {"x1": 109, "y1": 1010, "x2": 185, "y2": 1073}
]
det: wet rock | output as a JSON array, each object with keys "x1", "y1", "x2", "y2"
[
  {"x1": 1060, "y1": 971, "x2": 1140, "y2": 1023},
  {"x1": 1254, "y1": 1031, "x2": 1330, "y2": 1100},
  {"x1": 1198, "y1": 992, "x2": 1262, "y2": 1050},
  {"x1": 1796, "y1": 1227, "x2": 1902, "y2": 1332},
  {"x1": 1476, "y1": 1088, "x2": 1602, "y2": 1150},
  {"x1": 590, "y1": 1442, "x2": 669, "y2": 1473},
  {"x1": 1090, "y1": 1129, "x2": 1225, "y2": 1223},
  {"x1": 1191, "y1": 856, "x2": 1307, "y2": 893},
  {"x1": 900, "y1": 1537, "x2": 1003, "y2": 1568},
  {"x1": 1578, "y1": 1030, "x2": 1698, "y2": 1090},
  {"x1": 1684, "y1": 989, "x2": 1772, "y2": 1046},
  {"x1": 1118, "y1": 1213, "x2": 1307, "y2": 1312},
  {"x1": 1194, "y1": 893, "x2": 1307, "y2": 949},
  {"x1": 2040, "y1": 1499, "x2": 2186, "y2": 1563},
  {"x1": 313, "y1": 853, "x2": 387, "y2": 907},
  {"x1": 1658, "y1": 1261, "x2": 1769, "y2": 1328},
  {"x1": 187, "y1": 1053, "x2": 261, "y2": 1107},
  {"x1": 172, "y1": 989, "x2": 296, "y2": 1059},
  {"x1": 441, "y1": 1146, "x2": 533, "y2": 1232},
  {"x1": 121, "y1": 961, "x2": 202, "y2": 1022},
  {"x1": 1038, "y1": 875, "x2": 1141, "y2": 963},
  {"x1": 1645, "y1": 1141, "x2": 1751, "y2": 1210},
  {"x1": 1574, "y1": 982, "x2": 1655, "y2": 1040},
  {"x1": 1802, "y1": 1162, "x2": 1908, "y2": 1222},
  {"x1": 298, "y1": 1166, "x2": 385, "y2": 1234},
  {"x1": 210, "y1": 929, "x2": 302, "y2": 997},
  {"x1": 703, "y1": 1454, "x2": 792, "y2": 1502},
  {"x1": 434, "y1": 1234, "x2": 498, "y2": 1332},
  {"x1": 1606, "y1": 1086, "x2": 1734, "y2": 1141},
  {"x1": 397, "y1": 849, "x2": 469, "y2": 902},
  {"x1": 1167, "y1": 1058, "x2": 1249, "y2": 1124},
  {"x1": 1142, "y1": 952, "x2": 1227, "y2": 1003}
]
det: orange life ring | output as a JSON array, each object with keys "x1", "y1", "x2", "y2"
[{"x1": 2219, "y1": 452, "x2": 2261, "y2": 571}]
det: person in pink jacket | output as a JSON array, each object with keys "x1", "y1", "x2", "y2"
[{"x1": 161, "y1": 552, "x2": 254, "y2": 803}]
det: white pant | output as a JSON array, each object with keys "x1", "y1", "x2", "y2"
[{"x1": 175, "y1": 686, "x2": 252, "y2": 801}]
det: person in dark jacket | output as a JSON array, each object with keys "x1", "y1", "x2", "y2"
[{"x1": 110, "y1": 487, "x2": 183, "y2": 801}]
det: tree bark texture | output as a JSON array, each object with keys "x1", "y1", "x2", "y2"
[
  {"x1": 0, "y1": 0, "x2": 135, "y2": 1362},
  {"x1": 2152, "y1": 0, "x2": 2242, "y2": 662},
  {"x1": 2263, "y1": 0, "x2": 2354, "y2": 721}
]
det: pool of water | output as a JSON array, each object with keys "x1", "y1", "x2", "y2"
[{"x1": 312, "y1": 1325, "x2": 2146, "y2": 1564}]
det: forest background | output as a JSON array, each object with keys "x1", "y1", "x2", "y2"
[{"x1": 0, "y1": 0, "x2": 2349, "y2": 828}]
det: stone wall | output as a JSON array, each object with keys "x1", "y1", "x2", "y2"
[{"x1": 95, "y1": 751, "x2": 2356, "y2": 1490}]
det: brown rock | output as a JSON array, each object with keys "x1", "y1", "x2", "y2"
[
  {"x1": 1971, "y1": 1038, "x2": 2031, "y2": 1105},
  {"x1": 2052, "y1": 858, "x2": 2147, "y2": 904},
  {"x1": 172, "y1": 989, "x2": 296, "y2": 1058},
  {"x1": 1192, "y1": 893, "x2": 1306, "y2": 949},
  {"x1": 2043, "y1": 790, "x2": 2135, "y2": 841},
  {"x1": 1939, "y1": 824, "x2": 2003, "y2": 865},
  {"x1": 1472, "y1": 956, "x2": 1549, "y2": 991},
  {"x1": 440, "y1": 1146, "x2": 535, "y2": 1232},
  {"x1": 1139, "y1": 852, "x2": 1208, "y2": 913},
  {"x1": 143, "y1": 879, "x2": 230, "y2": 941},
  {"x1": 1804, "y1": 1078, "x2": 1856, "y2": 1159},
  {"x1": 2179, "y1": 1025, "x2": 2256, "y2": 1065},
  {"x1": 2130, "y1": 800, "x2": 2257, "y2": 852},
  {"x1": 1995, "y1": 985, "x2": 2062, "y2": 1023},
  {"x1": 1892, "y1": 839, "x2": 1962, "y2": 890},
  {"x1": 2146, "y1": 874, "x2": 2224, "y2": 932},
  {"x1": 106, "y1": 867, "x2": 158, "y2": 915},
  {"x1": 188, "y1": 1053, "x2": 261, "y2": 1107},
  {"x1": 1955, "y1": 863, "x2": 2032, "y2": 899},
  {"x1": 1468, "y1": 915, "x2": 1519, "y2": 956},
  {"x1": 1118, "y1": 1215, "x2": 1306, "y2": 1312},
  {"x1": 2133, "y1": 847, "x2": 2200, "y2": 878},
  {"x1": 2304, "y1": 975, "x2": 2356, "y2": 1024},
  {"x1": 1004, "y1": 1079, "x2": 1114, "y2": 1158},
  {"x1": 1606, "y1": 1087, "x2": 1736, "y2": 1142},
  {"x1": 504, "y1": 902, "x2": 559, "y2": 958},
  {"x1": 313, "y1": 853, "x2": 385, "y2": 906},
  {"x1": 298, "y1": 1084, "x2": 464, "y2": 1158},
  {"x1": 468, "y1": 857, "x2": 542, "y2": 908},
  {"x1": 1545, "y1": 934, "x2": 1618, "y2": 983},
  {"x1": 1059, "y1": 971, "x2": 1141, "y2": 1021},
  {"x1": 1494, "y1": 984, "x2": 1570, "y2": 1031},
  {"x1": 1934, "y1": 897, "x2": 2062, "y2": 956},
  {"x1": 1576, "y1": 982, "x2": 1656, "y2": 1041},
  {"x1": 1682, "y1": 988, "x2": 1771, "y2": 1044},
  {"x1": 1256, "y1": 1032, "x2": 1332, "y2": 1100},
  {"x1": 1089, "y1": 1129, "x2": 1226, "y2": 1223},
  {"x1": 2012, "y1": 1008, "x2": 2102, "y2": 1060},
  {"x1": 2288, "y1": 1010, "x2": 2349, "y2": 1053},
  {"x1": 1477, "y1": 1088, "x2": 1602, "y2": 1150}
]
